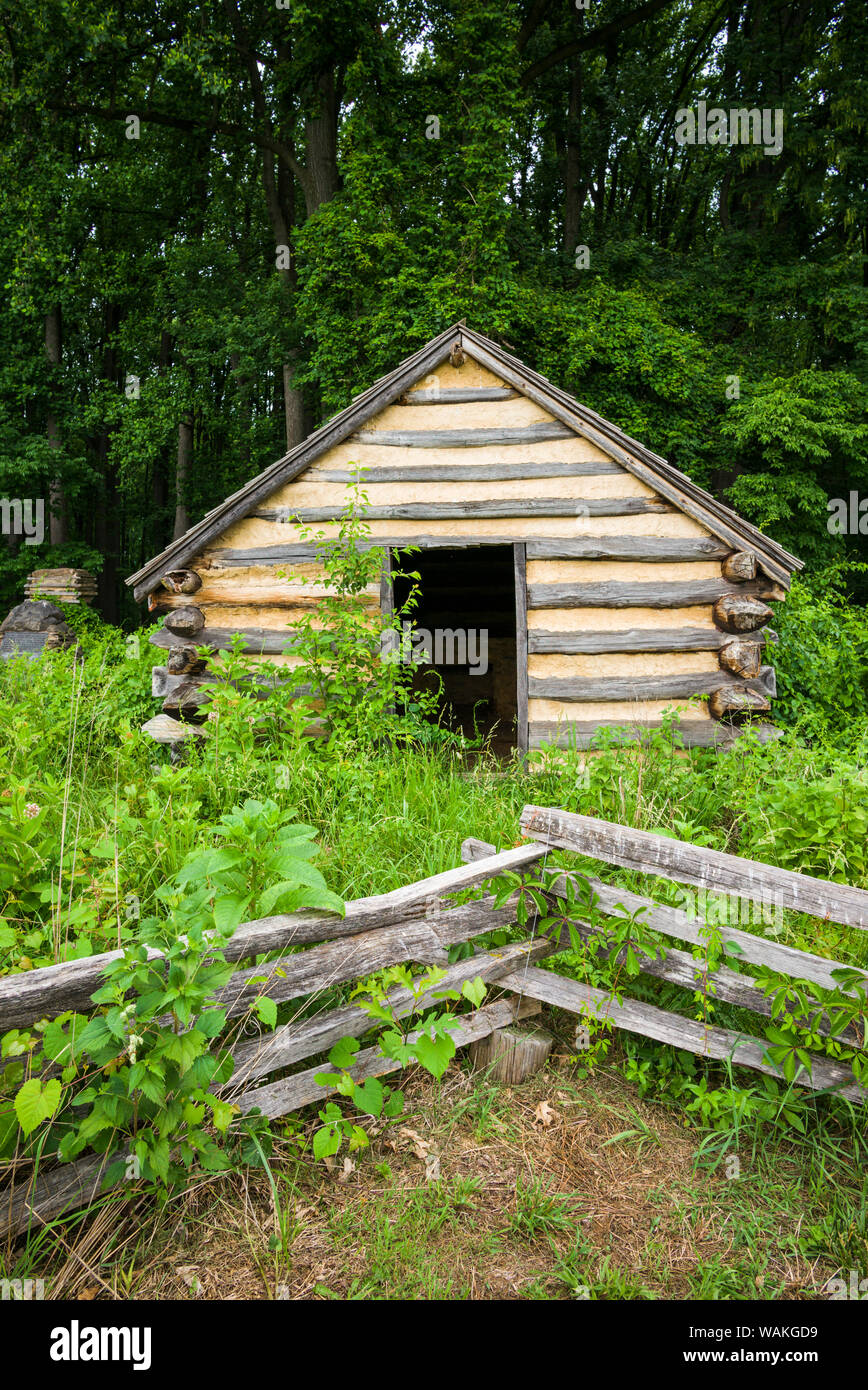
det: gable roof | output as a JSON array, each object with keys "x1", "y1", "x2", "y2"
[{"x1": 127, "y1": 323, "x2": 802, "y2": 601}]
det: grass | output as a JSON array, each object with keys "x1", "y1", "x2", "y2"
[
  {"x1": 6, "y1": 1051, "x2": 866, "y2": 1300},
  {"x1": 2, "y1": 622, "x2": 868, "y2": 1299}
]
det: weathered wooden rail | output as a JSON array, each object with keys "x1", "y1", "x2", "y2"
[
  {"x1": 0, "y1": 843, "x2": 544, "y2": 1033},
  {"x1": 0, "y1": 845, "x2": 550, "y2": 1240},
  {"x1": 466, "y1": 809, "x2": 868, "y2": 1104},
  {"x1": 3, "y1": 810, "x2": 867, "y2": 1242}
]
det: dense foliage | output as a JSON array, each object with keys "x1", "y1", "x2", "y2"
[
  {"x1": 2, "y1": 3, "x2": 868, "y2": 1304},
  {"x1": 1, "y1": 0, "x2": 866, "y2": 618},
  {"x1": 2, "y1": 588, "x2": 868, "y2": 1179}
]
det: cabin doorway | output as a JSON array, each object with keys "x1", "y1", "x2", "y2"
[{"x1": 389, "y1": 545, "x2": 518, "y2": 751}]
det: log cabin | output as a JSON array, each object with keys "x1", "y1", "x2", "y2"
[{"x1": 127, "y1": 324, "x2": 802, "y2": 753}]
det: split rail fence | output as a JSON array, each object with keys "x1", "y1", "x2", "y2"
[{"x1": 2, "y1": 807, "x2": 867, "y2": 1241}]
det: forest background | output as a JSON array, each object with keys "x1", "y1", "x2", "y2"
[{"x1": 1, "y1": 0, "x2": 866, "y2": 627}]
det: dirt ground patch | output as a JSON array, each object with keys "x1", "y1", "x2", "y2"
[{"x1": 31, "y1": 1035, "x2": 841, "y2": 1302}]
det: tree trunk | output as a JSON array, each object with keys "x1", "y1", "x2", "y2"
[
  {"x1": 562, "y1": 63, "x2": 585, "y2": 257},
  {"x1": 256, "y1": 133, "x2": 305, "y2": 452},
  {"x1": 173, "y1": 414, "x2": 193, "y2": 540},
  {"x1": 45, "y1": 306, "x2": 66, "y2": 546},
  {"x1": 222, "y1": 5, "x2": 308, "y2": 453},
  {"x1": 93, "y1": 303, "x2": 122, "y2": 620},
  {"x1": 230, "y1": 348, "x2": 253, "y2": 476},
  {"x1": 302, "y1": 72, "x2": 341, "y2": 216},
  {"x1": 282, "y1": 357, "x2": 305, "y2": 452}
]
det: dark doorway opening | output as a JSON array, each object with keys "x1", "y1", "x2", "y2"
[{"x1": 390, "y1": 546, "x2": 518, "y2": 751}]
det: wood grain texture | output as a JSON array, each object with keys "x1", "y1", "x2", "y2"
[
  {"x1": 214, "y1": 900, "x2": 521, "y2": 1021},
  {"x1": 527, "y1": 579, "x2": 783, "y2": 609},
  {"x1": 158, "y1": 569, "x2": 202, "y2": 594},
  {"x1": 252, "y1": 498, "x2": 673, "y2": 524},
  {"x1": 379, "y1": 549, "x2": 394, "y2": 620},
  {"x1": 227, "y1": 937, "x2": 553, "y2": 1089},
  {"x1": 151, "y1": 596, "x2": 361, "y2": 620},
  {"x1": 529, "y1": 650, "x2": 717, "y2": 681},
  {"x1": 460, "y1": 837, "x2": 502, "y2": 862},
  {"x1": 166, "y1": 645, "x2": 209, "y2": 674},
  {"x1": 530, "y1": 696, "x2": 711, "y2": 722},
  {"x1": 163, "y1": 605, "x2": 205, "y2": 636},
  {"x1": 402, "y1": 387, "x2": 519, "y2": 403},
  {"x1": 558, "y1": 917, "x2": 803, "y2": 1032},
  {"x1": 352, "y1": 422, "x2": 576, "y2": 447},
  {"x1": 207, "y1": 538, "x2": 534, "y2": 565},
  {"x1": 554, "y1": 913, "x2": 860, "y2": 1045},
  {"x1": 562, "y1": 873, "x2": 867, "y2": 995},
  {"x1": 469, "y1": 1024, "x2": 553, "y2": 1083},
  {"x1": 235, "y1": 996, "x2": 540, "y2": 1120},
  {"x1": 527, "y1": 667, "x2": 775, "y2": 703},
  {"x1": 526, "y1": 537, "x2": 729, "y2": 562},
  {"x1": 708, "y1": 686, "x2": 770, "y2": 719},
  {"x1": 0, "y1": 1151, "x2": 116, "y2": 1242},
  {"x1": 128, "y1": 328, "x2": 463, "y2": 600},
  {"x1": 527, "y1": 720, "x2": 779, "y2": 749},
  {"x1": 141, "y1": 714, "x2": 206, "y2": 745},
  {"x1": 129, "y1": 325, "x2": 801, "y2": 601},
  {"x1": 209, "y1": 514, "x2": 715, "y2": 560},
  {"x1": 370, "y1": 392, "x2": 551, "y2": 433},
  {"x1": 301, "y1": 434, "x2": 617, "y2": 477},
  {"x1": 0, "y1": 843, "x2": 547, "y2": 1032},
  {"x1": 149, "y1": 627, "x2": 298, "y2": 655},
  {"x1": 528, "y1": 627, "x2": 776, "y2": 655},
  {"x1": 713, "y1": 593, "x2": 774, "y2": 633},
  {"x1": 526, "y1": 559, "x2": 723, "y2": 585},
  {"x1": 719, "y1": 638, "x2": 763, "y2": 678},
  {"x1": 519, "y1": 806, "x2": 868, "y2": 929},
  {"x1": 2, "y1": 994, "x2": 541, "y2": 1237},
  {"x1": 498, "y1": 966, "x2": 865, "y2": 1102},
  {"x1": 316, "y1": 461, "x2": 623, "y2": 482},
  {"x1": 461, "y1": 331, "x2": 799, "y2": 587},
  {"x1": 722, "y1": 551, "x2": 758, "y2": 582},
  {"x1": 461, "y1": 839, "x2": 865, "y2": 995}
]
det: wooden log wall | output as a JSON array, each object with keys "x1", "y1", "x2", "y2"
[{"x1": 142, "y1": 359, "x2": 784, "y2": 744}]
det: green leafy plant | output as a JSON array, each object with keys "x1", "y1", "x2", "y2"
[
  {"x1": 4, "y1": 799, "x2": 343, "y2": 1188},
  {"x1": 171, "y1": 797, "x2": 344, "y2": 931},
  {"x1": 281, "y1": 478, "x2": 454, "y2": 746},
  {"x1": 310, "y1": 964, "x2": 487, "y2": 1162}
]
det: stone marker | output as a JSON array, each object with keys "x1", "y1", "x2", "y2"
[{"x1": 0, "y1": 599, "x2": 75, "y2": 661}]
